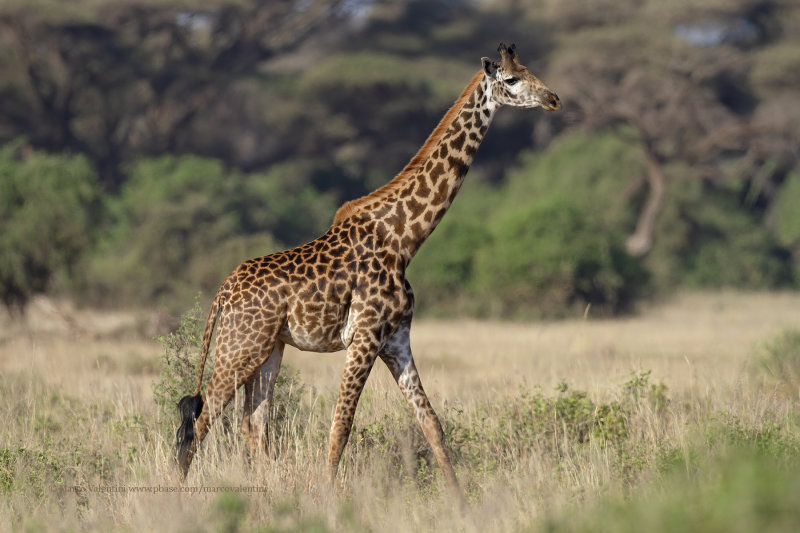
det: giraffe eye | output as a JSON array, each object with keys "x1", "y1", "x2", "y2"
[{"x1": 504, "y1": 77, "x2": 519, "y2": 86}]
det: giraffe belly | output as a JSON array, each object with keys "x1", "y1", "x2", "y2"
[
  {"x1": 278, "y1": 303, "x2": 349, "y2": 353},
  {"x1": 279, "y1": 325, "x2": 345, "y2": 352}
]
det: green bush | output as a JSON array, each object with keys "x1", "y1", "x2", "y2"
[
  {"x1": 354, "y1": 371, "x2": 668, "y2": 482},
  {"x1": 411, "y1": 129, "x2": 648, "y2": 318},
  {"x1": 153, "y1": 297, "x2": 208, "y2": 427},
  {"x1": 0, "y1": 140, "x2": 102, "y2": 311},
  {"x1": 541, "y1": 434, "x2": 800, "y2": 533},
  {"x1": 754, "y1": 329, "x2": 800, "y2": 397},
  {"x1": 647, "y1": 172, "x2": 794, "y2": 289},
  {"x1": 472, "y1": 196, "x2": 645, "y2": 317},
  {"x1": 411, "y1": 127, "x2": 797, "y2": 318},
  {"x1": 770, "y1": 171, "x2": 800, "y2": 251},
  {"x1": 406, "y1": 184, "x2": 495, "y2": 315},
  {"x1": 86, "y1": 156, "x2": 337, "y2": 308}
]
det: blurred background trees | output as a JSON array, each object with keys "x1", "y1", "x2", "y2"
[{"x1": 0, "y1": 0, "x2": 797, "y2": 317}]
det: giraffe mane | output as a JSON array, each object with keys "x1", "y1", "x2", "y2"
[{"x1": 332, "y1": 69, "x2": 485, "y2": 225}]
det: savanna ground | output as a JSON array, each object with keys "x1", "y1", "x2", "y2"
[{"x1": 2, "y1": 291, "x2": 800, "y2": 532}]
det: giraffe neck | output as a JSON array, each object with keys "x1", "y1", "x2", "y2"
[{"x1": 333, "y1": 71, "x2": 498, "y2": 264}]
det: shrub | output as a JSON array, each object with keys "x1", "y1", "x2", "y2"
[
  {"x1": 754, "y1": 329, "x2": 800, "y2": 397},
  {"x1": 0, "y1": 140, "x2": 101, "y2": 311},
  {"x1": 406, "y1": 184, "x2": 494, "y2": 315},
  {"x1": 410, "y1": 130, "x2": 648, "y2": 318},
  {"x1": 413, "y1": 127, "x2": 796, "y2": 318},
  {"x1": 86, "y1": 155, "x2": 337, "y2": 308},
  {"x1": 770, "y1": 171, "x2": 800, "y2": 261},
  {"x1": 475, "y1": 130, "x2": 648, "y2": 317},
  {"x1": 541, "y1": 447, "x2": 800, "y2": 533},
  {"x1": 0, "y1": 446, "x2": 65, "y2": 498},
  {"x1": 354, "y1": 371, "x2": 668, "y2": 482},
  {"x1": 647, "y1": 171, "x2": 795, "y2": 289},
  {"x1": 472, "y1": 196, "x2": 645, "y2": 317},
  {"x1": 153, "y1": 296, "x2": 208, "y2": 428}
]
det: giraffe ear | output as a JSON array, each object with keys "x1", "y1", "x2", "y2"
[{"x1": 482, "y1": 57, "x2": 497, "y2": 77}]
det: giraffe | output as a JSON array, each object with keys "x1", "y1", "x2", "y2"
[{"x1": 175, "y1": 43, "x2": 560, "y2": 493}]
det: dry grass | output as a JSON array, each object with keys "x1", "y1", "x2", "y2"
[{"x1": 1, "y1": 291, "x2": 800, "y2": 532}]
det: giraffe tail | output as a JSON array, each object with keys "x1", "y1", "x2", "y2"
[
  {"x1": 175, "y1": 393, "x2": 203, "y2": 477},
  {"x1": 175, "y1": 287, "x2": 223, "y2": 475},
  {"x1": 191, "y1": 286, "x2": 224, "y2": 396}
]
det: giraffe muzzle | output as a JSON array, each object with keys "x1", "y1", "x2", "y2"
[{"x1": 542, "y1": 90, "x2": 561, "y2": 111}]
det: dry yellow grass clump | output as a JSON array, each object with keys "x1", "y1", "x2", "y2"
[{"x1": 1, "y1": 291, "x2": 800, "y2": 532}]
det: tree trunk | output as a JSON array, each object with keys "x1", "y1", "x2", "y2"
[{"x1": 625, "y1": 141, "x2": 666, "y2": 257}]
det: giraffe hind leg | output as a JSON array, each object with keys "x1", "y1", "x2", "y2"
[
  {"x1": 177, "y1": 324, "x2": 281, "y2": 479},
  {"x1": 241, "y1": 341, "x2": 285, "y2": 457},
  {"x1": 177, "y1": 352, "x2": 269, "y2": 480}
]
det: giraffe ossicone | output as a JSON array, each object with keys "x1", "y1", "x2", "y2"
[{"x1": 175, "y1": 43, "x2": 560, "y2": 494}]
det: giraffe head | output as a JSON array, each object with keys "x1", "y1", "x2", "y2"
[{"x1": 482, "y1": 42, "x2": 561, "y2": 111}]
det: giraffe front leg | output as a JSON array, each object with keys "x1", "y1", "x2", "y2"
[
  {"x1": 241, "y1": 341, "x2": 285, "y2": 457},
  {"x1": 327, "y1": 341, "x2": 378, "y2": 484},
  {"x1": 380, "y1": 324, "x2": 463, "y2": 500}
]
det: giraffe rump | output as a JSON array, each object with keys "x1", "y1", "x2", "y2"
[{"x1": 175, "y1": 393, "x2": 204, "y2": 469}]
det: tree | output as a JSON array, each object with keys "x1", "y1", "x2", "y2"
[
  {"x1": 549, "y1": 27, "x2": 748, "y2": 257},
  {"x1": 0, "y1": 0, "x2": 349, "y2": 188},
  {"x1": 0, "y1": 141, "x2": 101, "y2": 312}
]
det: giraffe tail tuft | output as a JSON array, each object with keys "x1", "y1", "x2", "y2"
[{"x1": 175, "y1": 393, "x2": 204, "y2": 476}]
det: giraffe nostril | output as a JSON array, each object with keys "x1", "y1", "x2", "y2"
[{"x1": 544, "y1": 91, "x2": 561, "y2": 111}]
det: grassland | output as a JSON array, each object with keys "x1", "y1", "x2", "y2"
[{"x1": 2, "y1": 291, "x2": 800, "y2": 532}]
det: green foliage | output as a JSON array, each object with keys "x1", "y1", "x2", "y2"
[
  {"x1": 0, "y1": 446, "x2": 65, "y2": 498},
  {"x1": 623, "y1": 370, "x2": 669, "y2": 412},
  {"x1": 212, "y1": 492, "x2": 248, "y2": 533},
  {"x1": 504, "y1": 382, "x2": 629, "y2": 448},
  {"x1": 472, "y1": 197, "x2": 644, "y2": 317},
  {"x1": 0, "y1": 141, "x2": 101, "y2": 310},
  {"x1": 354, "y1": 370, "x2": 668, "y2": 483},
  {"x1": 86, "y1": 156, "x2": 337, "y2": 307},
  {"x1": 1, "y1": 0, "x2": 798, "y2": 314},
  {"x1": 771, "y1": 172, "x2": 800, "y2": 249},
  {"x1": 541, "y1": 430, "x2": 800, "y2": 533},
  {"x1": 410, "y1": 130, "x2": 648, "y2": 317},
  {"x1": 502, "y1": 128, "x2": 645, "y2": 218},
  {"x1": 648, "y1": 174, "x2": 794, "y2": 289},
  {"x1": 0, "y1": 447, "x2": 15, "y2": 493},
  {"x1": 754, "y1": 329, "x2": 800, "y2": 397},
  {"x1": 705, "y1": 413, "x2": 800, "y2": 464},
  {"x1": 405, "y1": 184, "x2": 494, "y2": 314},
  {"x1": 153, "y1": 296, "x2": 207, "y2": 427}
]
